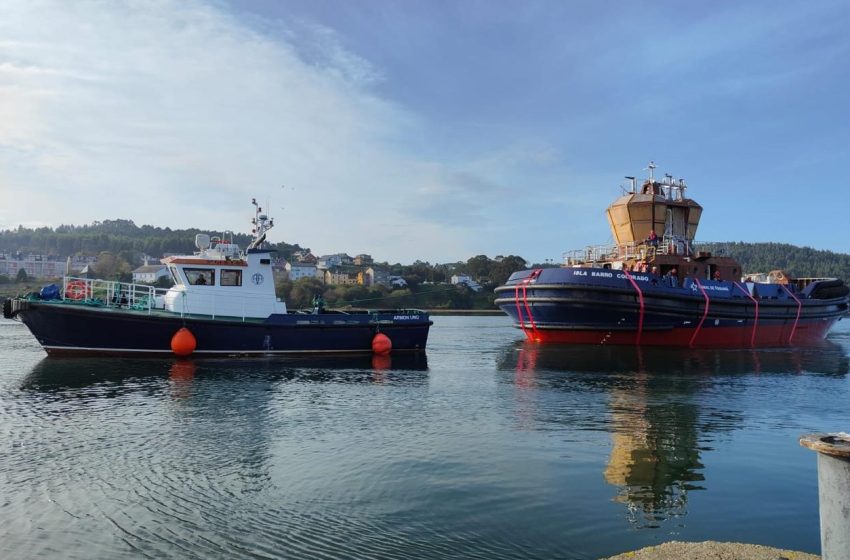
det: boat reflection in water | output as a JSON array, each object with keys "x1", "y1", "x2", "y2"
[
  {"x1": 501, "y1": 341, "x2": 849, "y2": 528},
  {"x1": 19, "y1": 352, "x2": 429, "y2": 394},
  {"x1": 508, "y1": 340, "x2": 849, "y2": 378}
]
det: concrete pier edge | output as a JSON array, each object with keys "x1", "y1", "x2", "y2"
[{"x1": 602, "y1": 540, "x2": 819, "y2": 559}]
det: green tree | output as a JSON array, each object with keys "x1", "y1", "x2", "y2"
[
  {"x1": 15, "y1": 268, "x2": 28, "y2": 283},
  {"x1": 289, "y1": 277, "x2": 325, "y2": 309},
  {"x1": 491, "y1": 255, "x2": 528, "y2": 286},
  {"x1": 92, "y1": 252, "x2": 132, "y2": 281},
  {"x1": 275, "y1": 278, "x2": 293, "y2": 303},
  {"x1": 466, "y1": 255, "x2": 493, "y2": 283}
]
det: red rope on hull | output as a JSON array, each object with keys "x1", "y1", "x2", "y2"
[
  {"x1": 514, "y1": 270, "x2": 543, "y2": 342},
  {"x1": 781, "y1": 285, "x2": 802, "y2": 345},
  {"x1": 514, "y1": 283, "x2": 530, "y2": 340},
  {"x1": 622, "y1": 269, "x2": 644, "y2": 345},
  {"x1": 689, "y1": 279, "x2": 710, "y2": 348},
  {"x1": 733, "y1": 281, "x2": 759, "y2": 348}
]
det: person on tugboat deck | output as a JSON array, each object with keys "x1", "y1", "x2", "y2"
[
  {"x1": 195, "y1": 275, "x2": 207, "y2": 285},
  {"x1": 647, "y1": 229, "x2": 659, "y2": 247}
]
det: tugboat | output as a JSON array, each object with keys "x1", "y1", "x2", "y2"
[
  {"x1": 3, "y1": 200, "x2": 431, "y2": 356},
  {"x1": 494, "y1": 163, "x2": 849, "y2": 347}
]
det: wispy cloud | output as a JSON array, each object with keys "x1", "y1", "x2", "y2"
[
  {"x1": 0, "y1": 0, "x2": 522, "y2": 261},
  {"x1": 2, "y1": 0, "x2": 848, "y2": 263}
]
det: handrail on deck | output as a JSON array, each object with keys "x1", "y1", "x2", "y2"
[
  {"x1": 62, "y1": 276, "x2": 167, "y2": 314},
  {"x1": 562, "y1": 238, "x2": 721, "y2": 266}
]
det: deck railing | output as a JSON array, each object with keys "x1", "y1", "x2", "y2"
[
  {"x1": 61, "y1": 276, "x2": 167, "y2": 314},
  {"x1": 562, "y1": 238, "x2": 726, "y2": 266}
]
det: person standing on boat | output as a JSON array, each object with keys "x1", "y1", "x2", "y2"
[
  {"x1": 664, "y1": 268, "x2": 678, "y2": 287},
  {"x1": 648, "y1": 229, "x2": 659, "y2": 247}
]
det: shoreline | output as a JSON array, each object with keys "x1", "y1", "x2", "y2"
[{"x1": 425, "y1": 309, "x2": 503, "y2": 316}]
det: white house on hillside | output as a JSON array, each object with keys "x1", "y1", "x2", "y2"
[
  {"x1": 132, "y1": 263, "x2": 169, "y2": 284},
  {"x1": 451, "y1": 274, "x2": 482, "y2": 292},
  {"x1": 286, "y1": 262, "x2": 320, "y2": 281}
]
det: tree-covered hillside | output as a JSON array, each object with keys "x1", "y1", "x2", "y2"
[
  {"x1": 700, "y1": 242, "x2": 850, "y2": 281},
  {"x1": 2, "y1": 222, "x2": 849, "y2": 284},
  {"x1": 0, "y1": 220, "x2": 306, "y2": 265}
]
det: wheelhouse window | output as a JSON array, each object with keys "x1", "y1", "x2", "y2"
[
  {"x1": 169, "y1": 266, "x2": 182, "y2": 286},
  {"x1": 220, "y1": 269, "x2": 242, "y2": 286},
  {"x1": 185, "y1": 268, "x2": 215, "y2": 286}
]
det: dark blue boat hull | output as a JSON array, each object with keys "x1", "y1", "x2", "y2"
[
  {"x1": 495, "y1": 268, "x2": 849, "y2": 347},
  {"x1": 10, "y1": 300, "x2": 431, "y2": 356}
]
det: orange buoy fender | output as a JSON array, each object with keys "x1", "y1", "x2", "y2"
[
  {"x1": 171, "y1": 327, "x2": 196, "y2": 357},
  {"x1": 372, "y1": 332, "x2": 392, "y2": 355}
]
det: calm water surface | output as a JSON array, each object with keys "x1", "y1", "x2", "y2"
[{"x1": 2, "y1": 315, "x2": 849, "y2": 559}]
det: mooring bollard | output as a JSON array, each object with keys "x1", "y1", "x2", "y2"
[{"x1": 800, "y1": 432, "x2": 850, "y2": 560}]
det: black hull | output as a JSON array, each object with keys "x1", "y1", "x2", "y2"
[
  {"x1": 495, "y1": 268, "x2": 849, "y2": 347},
  {"x1": 10, "y1": 300, "x2": 431, "y2": 356}
]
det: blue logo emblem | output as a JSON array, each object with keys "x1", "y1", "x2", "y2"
[{"x1": 252, "y1": 273, "x2": 264, "y2": 285}]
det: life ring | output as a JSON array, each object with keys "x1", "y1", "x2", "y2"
[{"x1": 65, "y1": 280, "x2": 89, "y2": 300}]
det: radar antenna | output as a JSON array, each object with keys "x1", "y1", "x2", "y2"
[{"x1": 248, "y1": 198, "x2": 274, "y2": 250}]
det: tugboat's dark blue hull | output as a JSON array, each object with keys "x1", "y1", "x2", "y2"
[
  {"x1": 495, "y1": 268, "x2": 849, "y2": 348},
  {"x1": 7, "y1": 299, "x2": 431, "y2": 356}
]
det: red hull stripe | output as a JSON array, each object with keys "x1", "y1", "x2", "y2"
[
  {"x1": 733, "y1": 281, "x2": 759, "y2": 348},
  {"x1": 782, "y1": 284, "x2": 802, "y2": 344},
  {"x1": 623, "y1": 269, "x2": 644, "y2": 345},
  {"x1": 689, "y1": 278, "x2": 710, "y2": 348},
  {"x1": 514, "y1": 283, "x2": 530, "y2": 341},
  {"x1": 514, "y1": 270, "x2": 543, "y2": 342}
]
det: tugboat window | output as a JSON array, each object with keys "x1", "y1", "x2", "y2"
[
  {"x1": 185, "y1": 268, "x2": 215, "y2": 286},
  {"x1": 221, "y1": 269, "x2": 242, "y2": 286}
]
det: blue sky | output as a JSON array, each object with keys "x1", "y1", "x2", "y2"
[{"x1": 1, "y1": 1, "x2": 848, "y2": 264}]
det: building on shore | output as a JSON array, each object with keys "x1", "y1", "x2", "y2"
[
  {"x1": 131, "y1": 263, "x2": 169, "y2": 284},
  {"x1": 0, "y1": 253, "x2": 93, "y2": 279},
  {"x1": 285, "y1": 262, "x2": 320, "y2": 281},
  {"x1": 451, "y1": 274, "x2": 483, "y2": 292},
  {"x1": 362, "y1": 267, "x2": 390, "y2": 287},
  {"x1": 324, "y1": 265, "x2": 361, "y2": 286}
]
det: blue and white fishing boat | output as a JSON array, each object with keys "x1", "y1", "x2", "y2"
[{"x1": 3, "y1": 200, "x2": 431, "y2": 356}]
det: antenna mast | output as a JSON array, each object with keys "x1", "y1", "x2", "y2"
[
  {"x1": 646, "y1": 161, "x2": 656, "y2": 183},
  {"x1": 249, "y1": 198, "x2": 274, "y2": 250}
]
